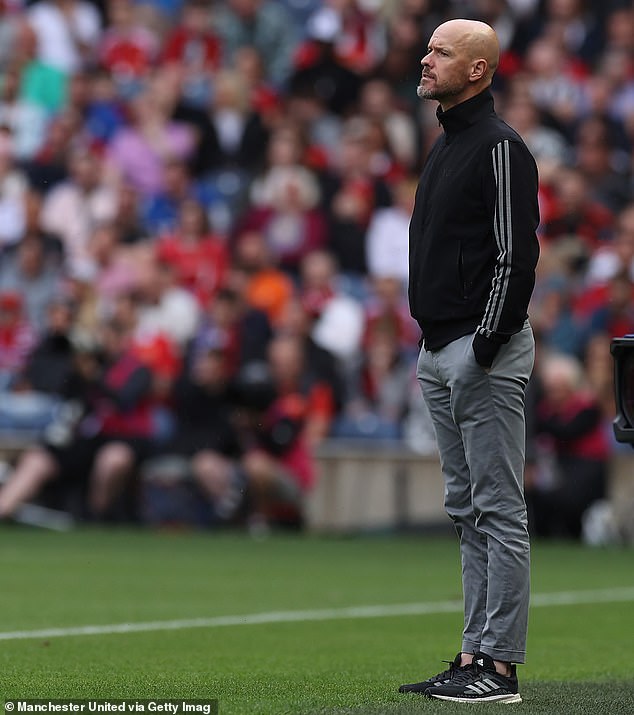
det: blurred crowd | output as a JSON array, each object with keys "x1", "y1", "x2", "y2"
[{"x1": 0, "y1": 0, "x2": 633, "y2": 536}]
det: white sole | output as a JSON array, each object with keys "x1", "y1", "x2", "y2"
[{"x1": 430, "y1": 692, "x2": 522, "y2": 704}]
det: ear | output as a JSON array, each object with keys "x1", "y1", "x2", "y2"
[{"x1": 470, "y1": 59, "x2": 488, "y2": 82}]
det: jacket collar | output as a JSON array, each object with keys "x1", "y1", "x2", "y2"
[{"x1": 436, "y1": 88, "x2": 495, "y2": 136}]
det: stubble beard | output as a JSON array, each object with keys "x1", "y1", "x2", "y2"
[{"x1": 417, "y1": 77, "x2": 463, "y2": 102}]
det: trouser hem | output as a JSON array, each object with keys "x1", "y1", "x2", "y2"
[
  {"x1": 479, "y1": 646, "x2": 526, "y2": 664},
  {"x1": 462, "y1": 640, "x2": 526, "y2": 664}
]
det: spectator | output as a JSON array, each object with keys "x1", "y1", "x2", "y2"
[
  {"x1": 528, "y1": 352, "x2": 609, "y2": 539},
  {"x1": 212, "y1": 0, "x2": 298, "y2": 89},
  {"x1": 374, "y1": 1, "x2": 430, "y2": 115},
  {"x1": 573, "y1": 115, "x2": 632, "y2": 214},
  {"x1": 111, "y1": 181, "x2": 148, "y2": 245},
  {"x1": 62, "y1": 258, "x2": 100, "y2": 343},
  {"x1": 64, "y1": 70, "x2": 97, "y2": 126},
  {"x1": 357, "y1": 77, "x2": 418, "y2": 172},
  {"x1": 237, "y1": 165, "x2": 327, "y2": 275},
  {"x1": 363, "y1": 275, "x2": 419, "y2": 356},
  {"x1": 0, "y1": 131, "x2": 29, "y2": 248},
  {"x1": 249, "y1": 121, "x2": 310, "y2": 207},
  {"x1": 586, "y1": 203, "x2": 634, "y2": 284},
  {"x1": 141, "y1": 341, "x2": 241, "y2": 527},
  {"x1": 582, "y1": 269, "x2": 634, "y2": 347},
  {"x1": 327, "y1": 0, "x2": 386, "y2": 75},
  {"x1": 577, "y1": 50, "x2": 632, "y2": 155},
  {"x1": 513, "y1": 0, "x2": 603, "y2": 66},
  {"x1": 531, "y1": 273, "x2": 586, "y2": 358},
  {"x1": 299, "y1": 249, "x2": 364, "y2": 375},
  {"x1": 275, "y1": 295, "x2": 344, "y2": 412},
  {"x1": 134, "y1": 251, "x2": 201, "y2": 348},
  {"x1": 98, "y1": 0, "x2": 160, "y2": 96},
  {"x1": 0, "y1": 291, "x2": 36, "y2": 390},
  {"x1": 27, "y1": 0, "x2": 102, "y2": 76},
  {"x1": 105, "y1": 79, "x2": 196, "y2": 197},
  {"x1": 267, "y1": 330, "x2": 335, "y2": 448},
  {"x1": 360, "y1": 115, "x2": 407, "y2": 184},
  {"x1": 88, "y1": 222, "x2": 141, "y2": 313},
  {"x1": 0, "y1": 235, "x2": 62, "y2": 334},
  {"x1": 0, "y1": 296, "x2": 76, "y2": 434},
  {"x1": 602, "y1": 5, "x2": 634, "y2": 55},
  {"x1": 15, "y1": 20, "x2": 67, "y2": 116},
  {"x1": 233, "y1": 45, "x2": 282, "y2": 128},
  {"x1": 365, "y1": 174, "x2": 415, "y2": 288},
  {"x1": 523, "y1": 35, "x2": 585, "y2": 134},
  {"x1": 583, "y1": 332, "x2": 617, "y2": 431},
  {"x1": 321, "y1": 118, "x2": 392, "y2": 281},
  {"x1": 233, "y1": 229, "x2": 295, "y2": 328},
  {"x1": 190, "y1": 68, "x2": 269, "y2": 177},
  {"x1": 162, "y1": 0, "x2": 221, "y2": 107},
  {"x1": 155, "y1": 197, "x2": 229, "y2": 306},
  {"x1": 23, "y1": 108, "x2": 86, "y2": 191},
  {"x1": 223, "y1": 338, "x2": 326, "y2": 530},
  {"x1": 331, "y1": 321, "x2": 410, "y2": 441},
  {"x1": 140, "y1": 157, "x2": 222, "y2": 237},
  {"x1": 0, "y1": 2, "x2": 26, "y2": 71},
  {"x1": 188, "y1": 283, "x2": 272, "y2": 378},
  {"x1": 0, "y1": 318, "x2": 158, "y2": 521},
  {"x1": 289, "y1": 5, "x2": 362, "y2": 116},
  {"x1": 285, "y1": 75, "x2": 343, "y2": 169},
  {"x1": 541, "y1": 166, "x2": 614, "y2": 249},
  {"x1": 501, "y1": 89, "x2": 570, "y2": 169},
  {"x1": 21, "y1": 188, "x2": 63, "y2": 257},
  {"x1": 0, "y1": 67, "x2": 49, "y2": 161},
  {"x1": 40, "y1": 146, "x2": 118, "y2": 267},
  {"x1": 82, "y1": 69, "x2": 128, "y2": 148}
]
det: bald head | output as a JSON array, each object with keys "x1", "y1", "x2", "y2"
[
  {"x1": 441, "y1": 19, "x2": 499, "y2": 78},
  {"x1": 418, "y1": 19, "x2": 500, "y2": 110}
]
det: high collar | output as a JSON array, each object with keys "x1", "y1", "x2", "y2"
[{"x1": 436, "y1": 89, "x2": 495, "y2": 136}]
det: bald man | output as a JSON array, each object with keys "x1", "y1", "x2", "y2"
[{"x1": 401, "y1": 20, "x2": 539, "y2": 703}]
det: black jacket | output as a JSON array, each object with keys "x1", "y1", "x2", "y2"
[{"x1": 408, "y1": 89, "x2": 540, "y2": 367}]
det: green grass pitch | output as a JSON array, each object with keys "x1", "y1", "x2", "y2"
[{"x1": 1, "y1": 527, "x2": 633, "y2": 714}]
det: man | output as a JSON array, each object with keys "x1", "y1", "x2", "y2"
[{"x1": 400, "y1": 19, "x2": 540, "y2": 704}]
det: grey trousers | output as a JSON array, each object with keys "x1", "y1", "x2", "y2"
[{"x1": 416, "y1": 321, "x2": 534, "y2": 663}]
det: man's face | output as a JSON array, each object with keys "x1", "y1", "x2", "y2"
[{"x1": 418, "y1": 27, "x2": 472, "y2": 107}]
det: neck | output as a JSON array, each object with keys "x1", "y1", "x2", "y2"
[{"x1": 439, "y1": 83, "x2": 490, "y2": 112}]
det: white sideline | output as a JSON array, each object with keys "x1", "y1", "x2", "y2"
[{"x1": 1, "y1": 586, "x2": 633, "y2": 642}]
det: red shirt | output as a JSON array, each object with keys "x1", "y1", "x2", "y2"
[
  {"x1": 162, "y1": 28, "x2": 221, "y2": 70},
  {"x1": 538, "y1": 393, "x2": 609, "y2": 461},
  {"x1": 156, "y1": 234, "x2": 229, "y2": 305}
]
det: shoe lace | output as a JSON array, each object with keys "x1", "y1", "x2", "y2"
[
  {"x1": 440, "y1": 663, "x2": 477, "y2": 686},
  {"x1": 429, "y1": 658, "x2": 462, "y2": 683}
]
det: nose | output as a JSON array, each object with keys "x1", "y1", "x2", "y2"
[{"x1": 421, "y1": 52, "x2": 432, "y2": 68}]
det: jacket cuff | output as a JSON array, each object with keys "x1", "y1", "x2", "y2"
[{"x1": 472, "y1": 333, "x2": 502, "y2": 369}]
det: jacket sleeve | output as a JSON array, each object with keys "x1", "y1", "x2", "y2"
[{"x1": 472, "y1": 138, "x2": 540, "y2": 368}]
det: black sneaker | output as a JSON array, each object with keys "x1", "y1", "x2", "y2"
[
  {"x1": 399, "y1": 653, "x2": 467, "y2": 694},
  {"x1": 427, "y1": 651, "x2": 522, "y2": 703}
]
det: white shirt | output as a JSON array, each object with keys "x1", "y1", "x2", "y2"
[
  {"x1": 136, "y1": 288, "x2": 201, "y2": 347},
  {"x1": 40, "y1": 181, "x2": 117, "y2": 264},
  {"x1": 28, "y1": 1, "x2": 101, "y2": 74},
  {"x1": 365, "y1": 206, "x2": 410, "y2": 284}
]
